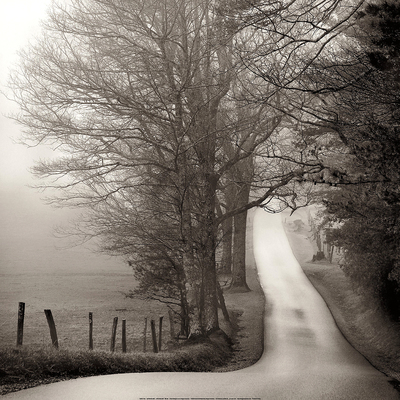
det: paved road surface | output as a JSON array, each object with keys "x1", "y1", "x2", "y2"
[{"x1": 4, "y1": 209, "x2": 399, "y2": 399}]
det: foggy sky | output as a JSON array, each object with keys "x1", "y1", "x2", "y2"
[
  {"x1": 0, "y1": 1, "x2": 128, "y2": 276},
  {"x1": 0, "y1": 0, "x2": 53, "y2": 190}
]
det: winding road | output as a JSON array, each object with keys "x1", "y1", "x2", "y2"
[{"x1": 4, "y1": 209, "x2": 399, "y2": 399}]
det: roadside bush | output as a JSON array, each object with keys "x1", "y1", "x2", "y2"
[
  {"x1": 0, "y1": 332, "x2": 232, "y2": 395},
  {"x1": 323, "y1": 195, "x2": 400, "y2": 319}
]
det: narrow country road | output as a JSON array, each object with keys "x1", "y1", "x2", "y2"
[{"x1": 4, "y1": 209, "x2": 399, "y2": 399}]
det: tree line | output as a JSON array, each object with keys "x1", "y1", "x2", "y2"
[{"x1": 8, "y1": 0, "x2": 400, "y2": 337}]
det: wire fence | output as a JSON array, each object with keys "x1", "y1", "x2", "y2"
[{"x1": 7, "y1": 302, "x2": 177, "y2": 354}]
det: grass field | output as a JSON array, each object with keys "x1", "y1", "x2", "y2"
[
  {"x1": 0, "y1": 270, "x2": 170, "y2": 353},
  {"x1": 0, "y1": 189, "x2": 171, "y2": 352}
]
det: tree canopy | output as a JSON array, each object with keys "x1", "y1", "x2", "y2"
[
  {"x1": 10, "y1": 0, "x2": 320, "y2": 337},
  {"x1": 11, "y1": 0, "x2": 399, "y2": 333}
]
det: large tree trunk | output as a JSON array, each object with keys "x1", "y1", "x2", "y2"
[
  {"x1": 229, "y1": 148, "x2": 254, "y2": 292},
  {"x1": 185, "y1": 278, "x2": 203, "y2": 337},
  {"x1": 220, "y1": 215, "x2": 233, "y2": 274},
  {"x1": 216, "y1": 199, "x2": 232, "y2": 275},
  {"x1": 195, "y1": 172, "x2": 220, "y2": 336},
  {"x1": 178, "y1": 165, "x2": 204, "y2": 337},
  {"x1": 230, "y1": 179, "x2": 252, "y2": 292},
  {"x1": 231, "y1": 209, "x2": 250, "y2": 291},
  {"x1": 200, "y1": 249, "x2": 219, "y2": 334}
]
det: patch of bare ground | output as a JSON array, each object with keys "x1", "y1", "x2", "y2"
[
  {"x1": 214, "y1": 266, "x2": 265, "y2": 372},
  {"x1": 214, "y1": 209, "x2": 265, "y2": 372}
]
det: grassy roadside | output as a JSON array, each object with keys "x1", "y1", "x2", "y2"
[
  {"x1": 215, "y1": 263, "x2": 265, "y2": 371},
  {"x1": 216, "y1": 208, "x2": 265, "y2": 371},
  {"x1": 0, "y1": 335, "x2": 232, "y2": 395},
  {"x1": 283, "y1": 212, "x2": 400, "y2": 385}
]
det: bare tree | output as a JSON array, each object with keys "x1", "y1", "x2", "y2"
[{"x1": 10, "y1": 0, "x2": 323, "y2": 337}]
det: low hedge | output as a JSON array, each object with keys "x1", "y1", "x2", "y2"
[{"x1": 0, "y1": 330, "x2": 232, "y2": 395}]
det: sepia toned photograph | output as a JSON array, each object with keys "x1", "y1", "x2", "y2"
[{"x1": 1, "y1": 0, "x2": 400, "y2": 398}]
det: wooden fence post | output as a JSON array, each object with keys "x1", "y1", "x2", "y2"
[
  {"x1": 122, "y1": 319, "x2": 127, "y2": 353},
  {"x1": 110, "y1": 317, "x2": 118, "y2": 352},
  {"x1": 89, "y1": 312, "x2": 93, "y2": 350},
  {"x1": 16, "y1": 302, "x2": 25, "y2": 347},
  {"x1": 44, "y1": 309, "x2": 59, "y2": 349},
  {"x1": 150, "y1": 320, "x2": 158, "y2": 353},
  {"x1": 158, "y1": 316, "x2": 163, "y2": 351},
  {"x1": 143, "y1": 318, "x2": 147, "y2": 352}
]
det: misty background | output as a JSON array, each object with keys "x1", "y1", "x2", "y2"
[{"x1": 0, "y1": 0, "x2": 129, "y2": 302}]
